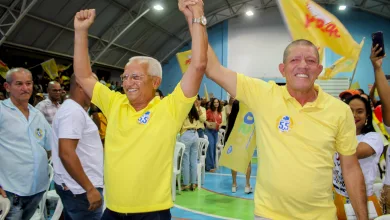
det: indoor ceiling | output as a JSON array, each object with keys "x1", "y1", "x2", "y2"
[{"x1": 0, "y1": 0, "x2": 389, "y2": 70}]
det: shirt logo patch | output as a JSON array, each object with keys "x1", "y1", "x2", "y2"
[
  {"x1": 138, "y1": 111, "x2": 151, "y2": 125},
  {"x1": 227, "y1": 146, "x2": 233, "y2": 154},
  {"x1": 277, "y1": 115, "x2": 293, "y2": 132},
  {"x1": 34, "y1": 128, "x2": 44, "y2": 140}
]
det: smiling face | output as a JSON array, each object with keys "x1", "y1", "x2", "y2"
[
  {"x1": 349, "y1": 98, "x2": 367, "y2": 134},
  {"x1": 279, "y1": 44, "x2": 323, "y2": 93},
  {"x1": 121, "y1": 61, "x2": 161, "y2": 105}
]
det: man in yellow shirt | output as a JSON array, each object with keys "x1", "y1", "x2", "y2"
[
  {"x1": 180, "y1": 2, "x2": 367, "y2": 218},
  {"x1": 72, "y1": 1, "x2": 208, "y2": 218}
]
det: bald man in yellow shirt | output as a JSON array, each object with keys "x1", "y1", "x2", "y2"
[{"x1": 180, "y1": 2, "x2": 367, "y2": 217}]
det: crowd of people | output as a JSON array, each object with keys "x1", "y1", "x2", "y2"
[{"x1": 1, "y1": 0, "x2": 390, "y2": 220}]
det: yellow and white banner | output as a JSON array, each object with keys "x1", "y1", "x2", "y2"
[
  {"x1": 276, "y1": 0, "x2": 363, "y2": 79},
  {"x1": 219, "y1": 103, "x2": 256, "y2": 173},
  {"x1": 176, "y1": 50, "x2": 192, "y2": 74},
  {"x1": 41, "y1": 59, "x2": 58, "y2": 80},
  {"x1": 0, "y1": 60, "x2": 9, "y2": 79}
]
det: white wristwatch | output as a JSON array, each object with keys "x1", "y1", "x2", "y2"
[{"x1": 193, "y1": 15, "x2": 207, "y2": 26}]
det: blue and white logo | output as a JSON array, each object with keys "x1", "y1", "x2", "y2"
[
  {"x1": 138, "y1": 111, "x2": 151, "y2": 124},
  {"x1": 278, "y1": 115, "x2": 293, "y2": 132},
  {"x1": 227, "y1": 146, "x2": 233, "y2": 154}
]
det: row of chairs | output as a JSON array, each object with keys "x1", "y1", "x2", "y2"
[{"x1": 172, "y1": 137, "x2": 210, "y2": 201}]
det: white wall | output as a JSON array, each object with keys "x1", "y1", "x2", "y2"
[
  {"x1": 227, "y1": 6, "x2": 326, "y2": 80},
  {"x1": 227, "y1": 7, "x2": 291, "y2": 79}
]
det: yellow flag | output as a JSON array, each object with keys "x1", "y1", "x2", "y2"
[
  {"x1": 176, "y1": 50, "x2": 192, "y2": 74},
  {"x1": 41, "y1": 59, "x2": 58, "y2": 80},
  {"x1": 219, "y1": 103, "x2": 256, "y2": 174},
  {"x1": 320, "y1": 39, "x2": 365, "y2": 80},
  {"x1": 57, "y1": 64, "x2": 72, "y2": 72},
  {"x1": 0, "y1": 60, "x2": 9, "y2": 79},
  {"x1": 203, "y1": 83, "x2": 209, "y2": 101},
  {"x1": 277, "y1": 0, "x2": 363, "y2": 78},
  {"x1": 349, "y1": 81, "x2": 360, "y2": 90}
]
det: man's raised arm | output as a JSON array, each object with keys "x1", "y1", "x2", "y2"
[
  {"x1": 179, "y1": 0, "x2": 208, "y2": 98},
  {"x1": 73, "y1": 9, "x2": 98, "y2": 98},
  {"x1": 179, "y1": 0, "x2": 237, "y2": 97}
]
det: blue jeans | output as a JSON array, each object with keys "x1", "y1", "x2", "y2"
[
  {"x1": 55, "y1": 183, "x2": 103, "y2": 220},
  {"x1": 179, "y1": 130, "x2": 199, "y2": 185},
  {"x1": 205, "y1": 129, "x2": 218, "y2": 171},
  {"x1": 197, "y1": 129, "x2": 205, "y2": 138},
  {"x1": 5, "y1": 191, "x2": 44, "y2": 220}
]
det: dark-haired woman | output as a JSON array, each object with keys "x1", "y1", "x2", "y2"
[
  {"x1": 333, "y1": 95, "x2": 384, "y2": 219},
  {"x1": 179, "y1": 104, "x2": 201, "y2": 191},
  {"x1": 205, "y1": 98, "x2": 223, "y2": 172}
]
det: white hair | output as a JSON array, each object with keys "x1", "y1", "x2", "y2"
[
  {"x1": 6, "y1": 68, "x2": 32, "y2": 83},
  {"x1": 125, "y1": 56, "x2": 162, "y2": 79}
]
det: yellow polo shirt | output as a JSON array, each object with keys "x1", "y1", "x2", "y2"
[
  {"x1": 92, "y1": 82, "x2": 196, "y2": 213},
  {"x1": 236, "y1": 73, "x2": 357, "y2": 220}
]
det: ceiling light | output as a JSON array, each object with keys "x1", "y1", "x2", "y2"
[
  {"x1": 338, "y1": 5, "x2": 347, "y2": 10},
  {"x1": 153, "y1": 4, "x2": 164, "y2": 11},
  {"x1": 246, "y1": 10, "x2": 254, "y2": 16}
]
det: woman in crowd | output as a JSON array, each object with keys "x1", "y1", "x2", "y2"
[
  {"x1": 333, "y1": 95, "x2": 384, "y2": 219},
  {"x1": 179, "y1": 104, "x2": 201, "y2": 191},
  {"x1": 205, "y1": 98, "x2": 222, "y2": 172}
]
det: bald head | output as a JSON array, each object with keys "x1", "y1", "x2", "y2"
[
  {"x1": 283, "y1": 39, "x2": 319, "y2": 64},
  {"x1": 48, "y1": 81, "x2": 60, "y2": 89},
  {"x1": 70, "y1": 73, "x2": 98, "y2": 92}
]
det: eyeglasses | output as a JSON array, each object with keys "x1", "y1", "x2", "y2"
[{"x1": 120, "y1": 73, "x2": 146, "y2": 82}]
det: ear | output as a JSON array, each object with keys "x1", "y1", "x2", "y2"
[
  {"x1": 4, "y1": 82, "x2": 10, "y2": 92},
  {"x1": 279, "y1": 63, "x2": 286, "y2": 77},
  {"x1": 315, "y1": 64, "x2": 324, "y2": 78},
  {"x1": 152, "y1": 77, "x2": 161, "y2": 90}
]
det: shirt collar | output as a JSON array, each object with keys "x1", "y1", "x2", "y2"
[
  {"x1": 282, "y1": 84, "x2": 325, "y2": 109},
  {"x1": 2, "y1": 98, "x2": 37, "y2": 113},
  {"x1": 121, "y1": 95, "x2": 161, "y2": 112}
]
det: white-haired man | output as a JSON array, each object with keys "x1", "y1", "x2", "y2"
[
  {"x1": 72, "y1": 0, "x2": 207, "y2": 218},
  {"x1": 0, "y1": 68, "x2": 52, "y2": 220}
]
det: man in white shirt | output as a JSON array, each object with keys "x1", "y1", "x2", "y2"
[
  {"x1": 51, "y1": 74, "x2": 104, "y2": 219},
  {"x1": 35, "y1": 81, "x2": 62, "y2": 125}
]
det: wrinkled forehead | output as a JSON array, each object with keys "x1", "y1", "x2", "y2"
[
  {"x1": 11, "y1": 71, "x2": 33, "y2": 82},
  {"x1": 124, "y1": 61, "x2": 149, "y2": 75},
  {"x1": 287, "y1": 45, "x2": 319, "y2": 60}
]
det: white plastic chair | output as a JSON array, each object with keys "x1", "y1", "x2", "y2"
[
  {"x1": 172, "y1": 142, "x2": 185, "y2": 201},
  {"x1": 374, "y1": 183, "x2": 383, "y2": 199},
  {"x1": 345, "y1": 201, "x2": 378, "y2": 220},
  {"x1": 197, "y1": 138, "x2": 209, "y2": 188},
  {"x1": 215, "y1": 129, "x2": 225, "y2": 169},
  {"x1": 31, "y1": 164, "x2": 54, "y2": 220},
  {"x1": 0, "y1": 196, "x2": 10, "y2": 220},
  {"x1": 50, "y1": 199, "x2": 63, "y2": 220}
]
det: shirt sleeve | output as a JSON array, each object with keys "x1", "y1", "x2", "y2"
[
  {"x1": 235, "y1": 73, "x2": 273, "y2": 111},
  {"x1": 360, "y1": 132, "x2": 384, "y2": 156},
  {"x1": 35, "y1": 101, "x2": 45, "y2": 114},
  {"x1": 335, "y1": 106, "x2": 358, "y2": 155},
  {"x1": 58, "y1": 108, "x2": 86, "y2": 140},
  {"x1": 91, "y1": 82, "x2": 120, "y2": 120},
  {"x1": 164, "y1": 82, "x2": 197, "y2": 129}
]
